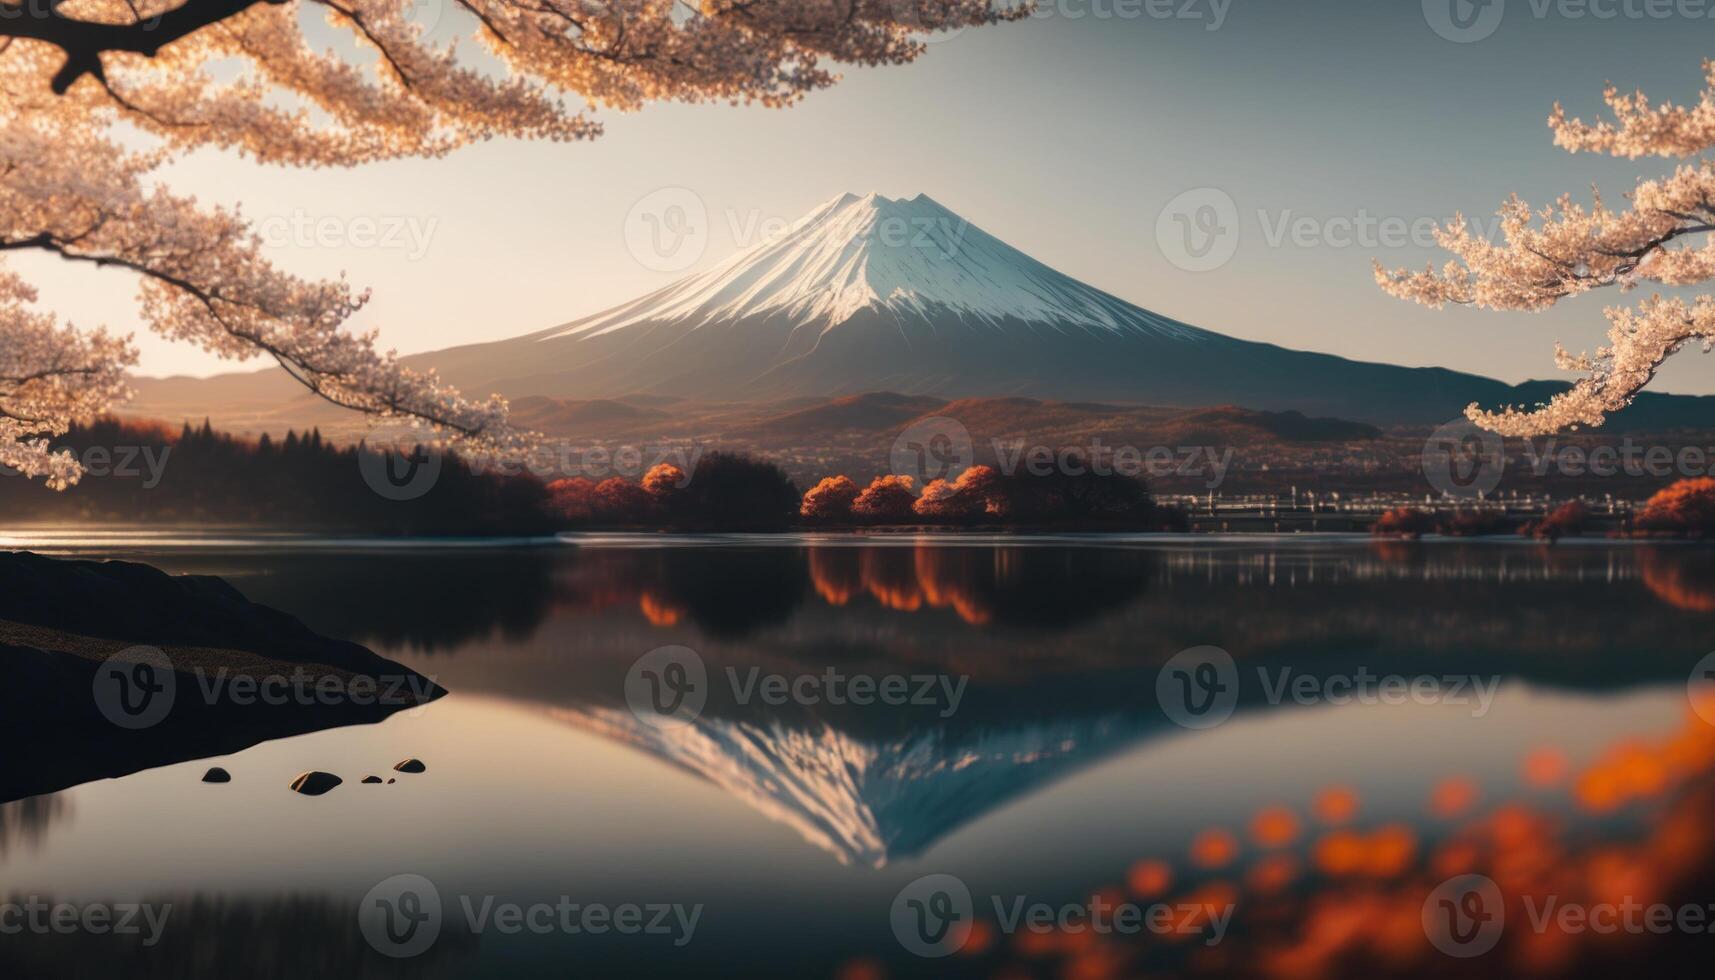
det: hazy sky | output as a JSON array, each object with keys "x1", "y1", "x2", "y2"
[{"x1": 17, "y1": 1, "x2": 1715, "y2": 392}]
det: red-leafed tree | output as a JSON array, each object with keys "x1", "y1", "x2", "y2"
[
  {"x1": 1638, "y1": 477, "x2": 1715, "y2": 538},
  {"x1": 801, "y1": 475, "x2": 861, "y2": 522},
  {"x1": 851, "y1": 475, "x2": 918, "y2": 523},
  {"x1": 914, "y1": 465, "x2": 1006, "y2": 522}
]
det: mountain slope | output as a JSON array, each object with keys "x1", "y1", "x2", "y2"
[
  {"x1": 404, "y1": 192, "x2": 1714, "y2": 427},
  {"x1": 129, "y1": 192, "x2": 1715, "y2": 430}
]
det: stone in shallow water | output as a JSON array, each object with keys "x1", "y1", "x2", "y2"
[
  {"x1": 362, "y1": 776, "x2": 383, "y2": 784},
  {"x1": 202, "y1": 767, "x2": 232, "y2": 784},
  {"x1": 393, "y1": 759, "x2": 427, "y2": 774},
  {"x1": 289, "y1": 771, "x2": 342, "y2": 796}
]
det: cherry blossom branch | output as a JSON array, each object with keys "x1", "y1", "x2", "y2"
[
  {"x1": 1376, "y1": 60, "x2": 1715, "y2": 435},
  {"x1": 0, "y1": 1, "x2": 1024, "y2": 486}
]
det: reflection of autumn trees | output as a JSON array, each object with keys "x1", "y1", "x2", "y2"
[
  {"x1": 805, "y1": 547, "x2": 1148, "y2": 628},
  {"x1": 0, "y1": 793, "x2": 68, "y2": 857},
  {"x1": 0, "y1": 893, "x2": 477, "y2": 979},
  {"x1": 1637, "y1": 547, "x2": 1715, "y2": 612}
]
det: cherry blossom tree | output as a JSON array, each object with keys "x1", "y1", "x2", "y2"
[
  {"x1": 0, "y1": 0, "x2": 1024, "y2": 486},
  {"x1": 1377, "y1": 59, "x2": 1715, "y2": 435}
]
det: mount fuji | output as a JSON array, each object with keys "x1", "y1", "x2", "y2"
[
  {"x1": 132, "y1": 192, "x2": 1715, "y2": 429},
  {"x1": 403, "y1": 191, "x2": 1708, "y2": 426}
]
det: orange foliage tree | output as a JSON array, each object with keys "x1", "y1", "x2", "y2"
[
  {"x1": 1638, "y1": 477, "x2": 1715, "y2": 538},
  {"x1": 851, "y1": 475, "x2": 917, "y2": 523},
  {"x1": 801, "y1": 475, "x2": 861, "y2": 523}
]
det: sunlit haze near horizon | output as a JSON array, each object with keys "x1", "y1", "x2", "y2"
[{"x1": 16, "y1": 0, "x2": 1715, "y2": 394}]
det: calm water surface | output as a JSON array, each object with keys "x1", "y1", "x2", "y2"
[{"x1": 4, "y1": 535, "x2": 1714, "y2": 978}]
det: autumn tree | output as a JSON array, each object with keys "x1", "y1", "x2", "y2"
[
  {"x1": 914, "y1": 464, "x2": 1004, "y2": 522},
  {"x1": 1637, "y1": 477, "x2": 1715, "y2": 538},
  {"x1": 640, "y1": 461, "x2": 687, "y2": 508},
  {"x1": 800, "y1": 474, "x2": 860, "y2": 522},
  {"x1": 593, "y1": 476, "x2": 652, "y2": 522},
  {"x1": 851, "y1": 474, "x2": 916, "y2": 523},
  {"x1": 0, "y1": 1, "x2": 1024, "y2": 487},
  {"x1": 1378, "y1": 59, "x2": 1715, "y2": 436},
  {"x1": 546, "y1": 476, "x2": 599, "y2": 522}
]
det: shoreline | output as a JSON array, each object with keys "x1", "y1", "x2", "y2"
[{"x1": 3, "y1": 526, "x2": 1713, "y2": 554}]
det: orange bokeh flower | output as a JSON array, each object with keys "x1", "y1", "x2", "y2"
[
  {"x1": 1250, "y1": 806, "x2": 1302, "y2": 848},
  {"x1": 1312, "y1": 785, "x2": 1360, "y2": 825},
  {"x1": 1190, "y1": 829, "x2": 1239, "y2": 869}
]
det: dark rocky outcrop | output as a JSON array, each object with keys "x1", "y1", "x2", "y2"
[
  {"x1": 202, "y1": 767, "x2": 232, "y2": 784},
  {"x1": 0, "y1": 552, "x2": 445, "y2": 805},
  {"x1": 391, "y1": 759, "x2": 426, "y2": 774},
  {"x1": 288, "y1": 772, "x2": 342, "y2": 796}
]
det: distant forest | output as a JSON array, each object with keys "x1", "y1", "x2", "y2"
[
  {"x1": 0, "y1": 419, "x2": 557, "y2": 536},
  {"x1": 0, "y1": 418, "x2": 1170, "y2": 534}
]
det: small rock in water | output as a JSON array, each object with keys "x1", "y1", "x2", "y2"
[
  {"x1": 289, "y1": 771, "x2": 342, "y2": 796},
  {"x1": 393, "y1": 759, "x2": 427, "y2": 774},
  {"x1": 387, "y1": 778, "x2": 396, "y2": 784},
  {"x1": 362, "y1": 776, "x2": 383, "y2": 784},
  {"x1": 202, "y1": 767, "x2": 232, "y2": 784}
]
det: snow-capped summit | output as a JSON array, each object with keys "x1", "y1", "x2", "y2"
[{"x1": 541, "y1": 191, "x2": 1208, "y2": 341}]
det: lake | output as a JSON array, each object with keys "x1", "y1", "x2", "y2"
[{"x1": 4, "y1": 534, "x2": 1714, "y2": 978}]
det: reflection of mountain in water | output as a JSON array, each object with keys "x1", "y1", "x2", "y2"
[
  {"x1": 117, "y1": 541, "x2": 1715, "y2": 871},
  {"x1": 556, "y1": 705, "x2": 1158, "y2": 868}
]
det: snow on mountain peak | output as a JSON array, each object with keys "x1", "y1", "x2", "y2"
[{"x1": 549, "y1": 192, "x2": 1208, "y2": 342}]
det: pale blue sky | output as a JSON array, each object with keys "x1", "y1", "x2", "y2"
[{"x1": 16, "y1": 1, "x2": 1715, "y2": 392}]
